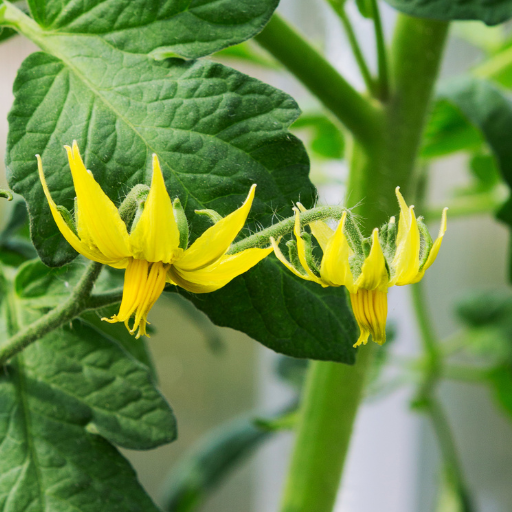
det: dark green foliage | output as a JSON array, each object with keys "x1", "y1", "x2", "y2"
[{"x1": 383, "y1": 0, "x2": 512, "y2": 26}]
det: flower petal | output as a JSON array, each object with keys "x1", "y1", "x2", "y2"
[
  {"x1": 271, "y1": 237, "x2": 310, "y2": 280},
  {"x1": 37, "y1": 155, "x2": 116, "y2": 265},
  {"x1": 129, "y1": 154, "x2": 181, "y2": 263},
  {"x1": 390, "y1": 204, "x2": 420, "y2": 286},
  {"x1": 394, "y1": 186, "x2": 411, "y2": 251},
  {"x1": 169, "y1": 246, "x2": 272, "y2": 293},
  {"x1": 177, "y1": 185, "x2": 257, "y2": 271},
  {"x1": 320, "y1": 212, "x2": 355, "y2": 292},
  {"x1": 350, "y1": 289, "x2": 388, "y2": 347},
  {"x1": 293, "y1": 208, "x2": 326, "y2": 286},
  {"x1": 66, "y1": 142, "x2": 131, "y2": 261},
  {"x1": 409, "y1": 207, "x2": 448, "y2": 284},
  {"x1": 354, "y1": 229, "x2": 389, "y2": 291},
  {"x1": 297, "y1": 203, "x2": 334, "y2": 252},
  {"x1": 103, "y1": 259, "x2": 168, "y2": 338}
]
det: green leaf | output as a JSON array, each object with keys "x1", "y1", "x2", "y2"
[
  {"x1": 26, "y1": 0, "x2": 279, "y2": 59},
  {"x1": 383, "y1": 0, "x2": 512, "y2": 26},
  {"x1": 355, "y1": 0, "x2": 373, "y2": 18},
  {"x1": 292, "y1": 113, "x2": 345, "y2": 159},
  {"x1": 174, "y1": 255, "x2": 358, "y2": 364},
  {"x1": 160, "y1": 415, "x2": 274, "y2": 512},
  {"x1": 469, "y1": 152, "x2": 501, "y2": 192},
  {"x1": 14, "y1": 257, "x2": 123, "y2": 309},
  {"x1": 487, "y1": 366, "x2": 512, "y2": 420},
  {"x1": 7, "y1": 49, "x2": 314, "y2": 267},
  {"x1": 437, "y1": 78, "x2": 512, "y2": 220},
  {"x1": 6, "y1": 10, "x2": 358, "y2": 363},
  {"x1": 0, "y1": 256, "x2": 177, "y2": 509},
  {"x1": 0, "y1": 200, "x2": 36, "y2": 266},
  {"x1": 81, "y1": 307, "x2": 158, "y2": 382},
  {"x1": 0, "y1": 25, "x2": 16, "y2": 42},
  {"x1": 421, "y1": 100, "x2": 483, "y2": 159},
  {"x1": 0, "y1": 361, "x2": 161, "y2": 511}
]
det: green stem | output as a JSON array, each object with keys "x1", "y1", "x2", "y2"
[
  {"x1": 229, "y1": 204, "x2": 346, "y2": 254},
  {"x1": 255, "y1": 14, "x2": 382, "y2": 150},
  {"x1": 0, "y1": 261, "x2": 113, "y2": 364},
  {"x1": 370, "y1": 0, "x2": 389, "y2": 100},
  {"x1": 412, "y1": 282, "x2": 475, "y2": 512},
  {"x1": 326, "y1": 0, "x2": 375, "y2": 94},
  {"x1": 279, "y1": 346, "x2": 374, "y2": 512},
  {"x1": 279, "y1": 14, "x2": 449, "y2": 512}
]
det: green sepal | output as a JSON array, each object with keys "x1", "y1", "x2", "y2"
[
  {"x1": 380, "y1": 216, "x2": 397, "y2": 263},
  {"x1": 343, "y1": 211, "x2": 365, "y2": 258},
  {"x1": 286, "y1": 239, "x2": 306, "y2": 276},
  {"x1": 118, "y1": 184, "x2": 150, "y2": 228},
  {"x1": 300, "y1": 232, "x2": 321, "y2": 276},
  {"x1": 194, "y1": 208, "x2": 224, "y2": 225},
  {"x1": 173, "y1": 198, "x2": 189, "y2": 250},
  {"x1": 417, "y1": 217, "x2": 434, "y2": 269},
  {"x1": 56, "y1": 205, "x2": 77, "y2": 236}
]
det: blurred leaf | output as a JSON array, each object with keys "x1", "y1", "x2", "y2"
[
  {"x1": 456, "y1": 289, "x2": 512, "y2": 364},
  {"x1": 0, "y1": 25, "x2": 16, "y2": 43},
  {"x1": 474, "y1": 45, "x2": 512, "y2": 88},
  {"x1": 468, "y1": 152, "x2": 501, "y2": 192},
  {"x1": 292, "y1": 113, "x2": 345, "y2": 159},
  {"x1": 213, "y1": 40, "x2": 277, "y2": 68},
  {"x1": 355, "y1": 0, "x2": 373, "y2": 18},
  {"x1": 275, "y1": 355, "x2": 309, "y2": 389},
  {"x1": 25, "y1": 0, "x2": 279, "y2": 59},
  {"x1": 383, "y1": 0, "x2": 512, "y2": 25},
  {"x1": 487, "y1": 366, "x2": 512, "y2": 419},
  {"x1": 421, "y1": 100, "x2": 483, "y2": 159},
  {"x1": 0, "y1": 200, "x2": 36, "y2": 266},
  {"x1": 453, "y1": 20, "x2": 505, "y2": 53},
  {"x1": 161, "y1": 415, "x2": 274, "y2": 512}
]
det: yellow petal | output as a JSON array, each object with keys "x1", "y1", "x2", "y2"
[
  {"x1": 390, "y1": 205, "x2": 420, "y2": 286},
  {"x1": 297, "y1": 202, "x2": 334, "y2": 252},
  {"x1": 177, "y1": 185, "x2": 257, "y2": 271},
  {"x1": 319, "y1": 212, "x2": 355, "y2": 292},
  {"x1": 129, "y1": 154, "x2": 181, "y2": 263},
  {"x1": 169, "y1": 246, "x2": 272, "y2": 293},
  {"x1": 394, "y1": 186, "x2": 411, "y2": 251},
  {"x1": 103, "y1": 259, "x2": 168, "y2": 338},
  {"x1": 66, "y1": 142, "x2": 131, "y2": 261},
  {"x1": 293, "y1": 208, "x2": 326, "y2": 286},
  {"x1": 350, "y1": 289, "x2": 388, "y2": 347},
  {"x1": 354, "y1": 229, "x2": 389, "y2": 292},
  {"x1": 409, "y1": 207, "x2": 448, "y2": 284},
  {"x1": 270, "y1": 237, "x2": 311, "y2": 280},
  {"x1": 37, "y1": 155, "x2": 116, "y2": 265}
]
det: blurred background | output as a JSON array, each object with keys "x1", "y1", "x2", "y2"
[{"x1": 2, "y1": 1, "x2": 512, "y2": 511}]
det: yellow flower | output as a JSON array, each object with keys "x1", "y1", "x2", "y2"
[
  {"x1": 37, "y1": 142, "x2": 272, "y2": 338},
  {"x1": 271, "y1": 188, "x2": 447, "y2": 347}
]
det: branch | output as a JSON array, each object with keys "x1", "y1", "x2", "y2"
[{"x1": 255, "y1": 14, "x2": 382, "y2": 150}]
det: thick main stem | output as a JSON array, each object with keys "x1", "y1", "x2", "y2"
[{"x1": 279, "y1": 14, "x2": 449, "y2": 512}]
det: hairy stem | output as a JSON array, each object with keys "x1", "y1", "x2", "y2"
[
  {"x1": 0, "y1": 262, "x2": 114, "y2": 364},
  {"x1": 229, "y1": 204, "x2": 346, "y2": 254}
]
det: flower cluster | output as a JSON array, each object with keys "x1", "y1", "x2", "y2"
[
  {"x1": 271, "y1": 189, "x2": 447, "y2": 347},
  {"x1": 38, "y1": 142, "x2": 271, "y2": 338}
]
